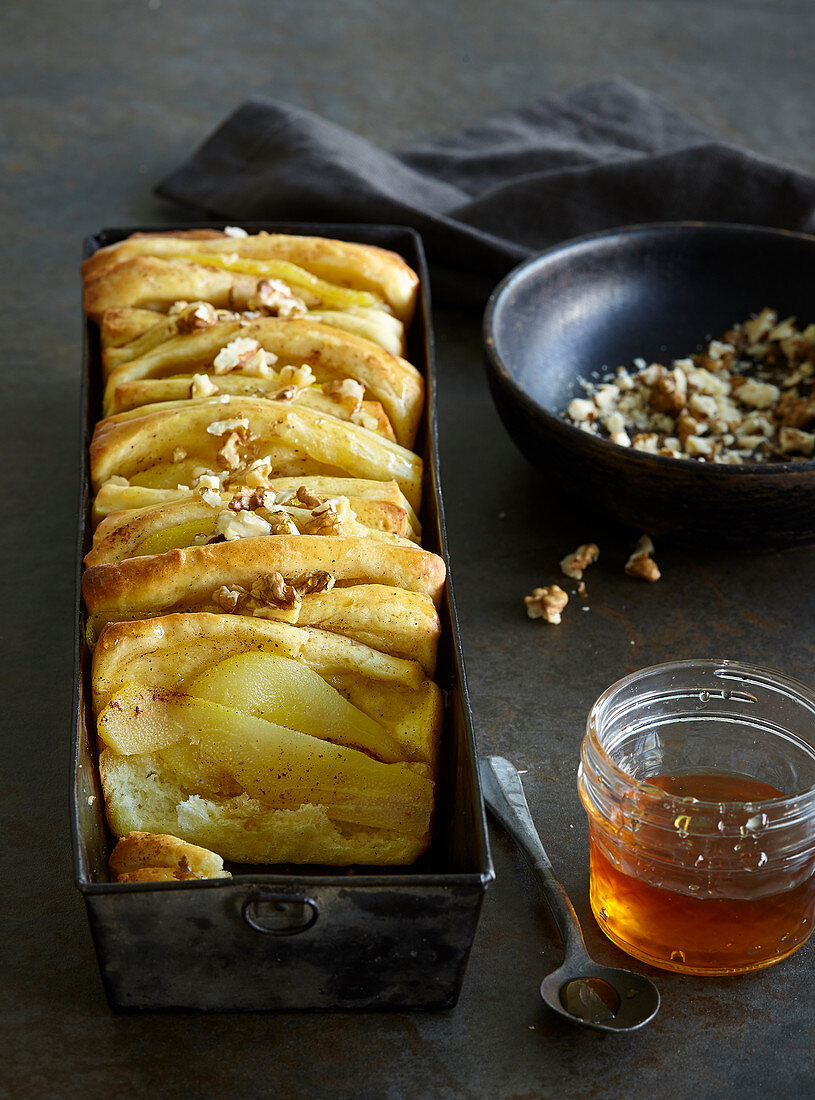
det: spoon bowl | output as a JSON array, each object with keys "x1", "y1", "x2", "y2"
[
  {"x1": 478, "y1": 755, "x2": 660, "y2": 1033},
  {"x1": 542, "y1": 964, "x2": 660, "y2": 1033}
]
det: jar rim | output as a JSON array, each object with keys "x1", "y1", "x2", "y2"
[{"x1": 586, "y1": 658, "x2": 815, "y2": 815}]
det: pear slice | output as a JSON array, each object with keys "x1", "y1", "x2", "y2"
[
  {"x1": 180, "y1": 253, "x2": 380, "y2": 310},
  {"x1": 98, "y1": 684, "x2": 433, "y2": 835},
  {"x1": 189, "y1": 651, "x2": 403, "y2": 763},
  {"x1": 98, "y1": 683, "x2": 189, "y2": 756},
  {"x1": 135, "y1": 517, "x2": 216, "y2": 557}
]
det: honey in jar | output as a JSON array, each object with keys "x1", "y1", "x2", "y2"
[{"x1": 579, "y1": 661, "x2": 815, "y2": 975}]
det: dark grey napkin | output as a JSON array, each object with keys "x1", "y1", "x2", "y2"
[{"x1": 156, "y1": 79, "x2": 815, "y2": 305}]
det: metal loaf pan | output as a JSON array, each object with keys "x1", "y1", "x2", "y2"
[{"x1": 72, "y1": 223, "x2": 494, "y2": 1011}]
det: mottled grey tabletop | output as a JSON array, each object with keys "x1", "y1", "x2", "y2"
[{"x1": 3, "y1": 2, "x2": 815, "y2": 1098}]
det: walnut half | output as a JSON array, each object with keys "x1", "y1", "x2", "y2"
[{"x1": 524, "y1": 585, "x2": 569, "y2": 624}]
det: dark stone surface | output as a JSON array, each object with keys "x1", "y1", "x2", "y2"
[{"x1": 3, "y1": 2, "x2": 814, "y2": 1097}]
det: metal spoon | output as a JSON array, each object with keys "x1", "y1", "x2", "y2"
[{"x1": 478, "y1": 755, "x2": 660, "y2": 1033}]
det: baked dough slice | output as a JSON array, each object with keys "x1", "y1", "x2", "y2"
[
  {"x1": 109, "y1": 831, "x2": 231, "y2": 881},
  {"x1": 91, "y1": 613, "x2": 443, "y2": 763},
  {"x1": 91, "y1": 475, "x2": 419, "y2": 539},
  {"x1": 82, "y1": 230, "x2": 419, "y2": 322},
  {"x1": 100, "y1": 318, "x2": 423, "y2": 446},
  {"x1": 100, "y1": 304, "x2": 406, "y2": 360},
  {"x1": 83, "y1": 536, "x2": 444, "y2": 668},
  {"x1": 105, "y1": 374, "x2": 395, "y2": 439},
  {"x1": 99, "y1": 751, "x2": 432, "y2": 866},
  {"x1": 86, "y1": 494, "x2": 417, "y2": 567},
  {"x1": 89, "y1": 396, "x2": 423, "y2": 510},
  {"x1": 93, "y1": 615, "x2": 442, "y2": 865}
]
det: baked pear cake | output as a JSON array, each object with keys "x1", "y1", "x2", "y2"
[{"x1": 81, "y1": 227, "x2": 444, "y2": 870}]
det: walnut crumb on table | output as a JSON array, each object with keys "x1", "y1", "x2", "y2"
[
  {"x1": 625, "y1": 535, "x2": 661, "y2": 582},
  {"x1": 560, "y1": 542, "x2": 600, "y2": 580},
  {"x1": 524, "y1": 584, "x2": 569, "y2": 623}
]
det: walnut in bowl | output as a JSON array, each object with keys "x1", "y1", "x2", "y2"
[{"x1": 483, "y1": 222, "x2": 815, "y2": 548}]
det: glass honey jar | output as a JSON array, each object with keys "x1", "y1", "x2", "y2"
[{"x1": 578, "y1": 660, "x2": 815, "y2": 975}]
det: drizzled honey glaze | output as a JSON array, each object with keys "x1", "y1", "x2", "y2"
[{"x1": 588, "y1": 772, "x2": 815, "y2": 975}]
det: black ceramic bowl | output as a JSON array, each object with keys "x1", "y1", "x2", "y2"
[{"x1": 483, "y1": 222, "x2": 815, "y2": 548}]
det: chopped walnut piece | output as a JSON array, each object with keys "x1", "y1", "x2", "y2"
[
  {"x1": 733, "y1": 379, "x2": 780, "y2": 409},
  {"x1": 292, "y1": 570, "x2": 336, "y2": 595},
  {"x1": 688, "y1": 393, "x2": 718, "y2": 420},
  {"x1": 214, "y1": 510, "x2": 272, "y2": 541},
  {"x1": 212, "y1": 337, "x2": 266, "y2": 375},
  {"x1": 174, "y1": 301, "x2": 218, "y2": 334},
  {"x1": 351, "y1": 409, "x2": 380, "y2": 432},
  {"x1": 239, "y1": 456, "x2": 273, "y2": 489},
  {"x1": 229, "y1": 487, "x2": 276, "y2": 512},
  {"x1": 251, "y1": 279, "x2": 308, "y2": 318},
  {"x1": 251, "y1": 572, "x2": 301, "y2": 610},
  {"x1": 212, "y1": 585, "x2": 247, "y2": 612},
  {"x1": 190, "y1": 373, "x2": 219, "y2": 399},
  {"x1": 649, "y1": 370, "x2": 687, "y2": 416},
  {"x1": 266, "y1": 509, "x2": 299, "y2": 535},
  {"x1": 206, "y1": 416, "x2": 250, "y2": 437},
  {"x1": 776, "y1": 393, "x2": 814, "y2": 429},
  {"x1": 199, "y1": 487, "x2": 222, "y2": 509},
  {"x1": 295, "y1": 485, "x2": 323, "y2": 508},
  {"x1": 560, "y1": 543, "x2": 599, "y2": 580},
  {"x1": 217, "y1": 431, "x2": 245, "y2": 470},
  {"x1": 305, "y1": 497, "x2": 353, "y2": 535},
  {"x1": 632, "y1": 432, "x2": 660, "y2": 454},
  {"x1": 323, "y1": 377, "x2": 365, "y2": 415},
  {"x1": 778, "y1": 426, "x2": 815, "y2": 456},
  {"x1": 524, "y1": 585, "x2": 569, "y2": 624},
  {"x1": 684, "y1": 434, "x2": 715, "y2": 458},
  {"x1": 625, "y1": 535, "x2": 661, "y2": 582},
  {"x1": 278, "y1": 363, "x2": 315, "y2": 390},
  {"x1": 567, "y1": 397, "x2": 597, "y2": 423}
]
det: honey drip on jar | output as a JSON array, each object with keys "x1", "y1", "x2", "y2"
[{"x1": 588, "y1": 772, "x2": 815, "y2": 975}]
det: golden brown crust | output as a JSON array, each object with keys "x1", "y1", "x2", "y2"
[
  {"x1": 85, "y1": 564, "x2": 441, "y2": 669},
  {"x1": 91, "y1": 475, "x2": 419, "y2": 539},
  {"x1": 86, "y1": 495, "x2": 414, "y2": 565},
  {"x1": 91, "y1": 613, "x2": 438, "y2": 727},
  {"x1": 82, "y1": 231, "x2": 419, "y2": 322},
  {"x1": 109, "y1": 830, "x2": 229, "y2": 879},
  {"x1": 100, "y1": 317, "x2": 423, "y2": 446},
  {"x1": 82, "y1": 228, "x2": 439, "y2": 869},
  {"x1": 115, "y1": 868, "x2": 183, "y2": 883},
  {"x1": 89, "y1": 396, "x2": 423, "y2": 510},
  {"x1": 101, "y1": 304, "x2": 406, "y2": 363},
  {"x1": 99, "y1": 307, "x2": 164, "y2": 348},
  {"x1": 105, "y1": 377, "x2": 396, "y2": 440},
  {"x1": 84, "y1": 535, "x2": 444, "y2": 606},
  {"x1": 84, "y1": 256, "x2": 262, "y2": 321}
]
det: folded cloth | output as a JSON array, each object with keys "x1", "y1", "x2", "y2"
[{"x1": 156, "y1": 79, "x2": 815, "y2": 306}]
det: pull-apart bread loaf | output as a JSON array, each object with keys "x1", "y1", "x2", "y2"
[{"x1": 82, "y1": 228, "x2": 444, "y2": 869}]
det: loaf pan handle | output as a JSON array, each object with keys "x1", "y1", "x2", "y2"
[{"x1": 242, "y1": 892, "x2": 320, "y2": 936}]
